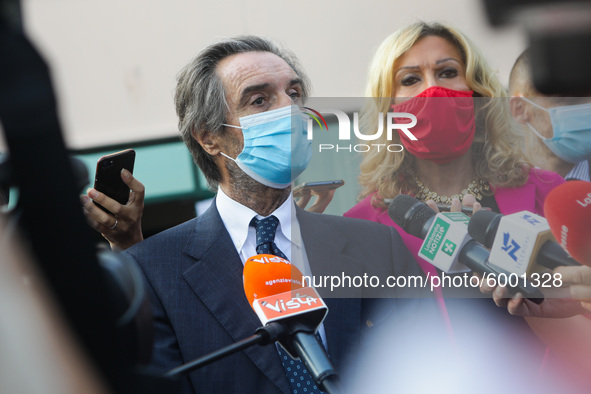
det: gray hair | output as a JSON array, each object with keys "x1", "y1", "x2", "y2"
[{"x1": 175, "y1": 35, "x2": 311, "y2": 189}]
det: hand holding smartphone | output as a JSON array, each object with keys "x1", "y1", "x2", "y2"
[
  {"x1": 93, "y1": 149, "x2": 136, "y2": 215},
  {"x1": 292, "y1": 180, "x2": 345, "y2": 198}
]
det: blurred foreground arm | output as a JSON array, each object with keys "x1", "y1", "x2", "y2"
[
  {"x1": 0, "y1": 217, "x2": 108, "y2": 394},
  {"x1": 554, "y1": 265, "x2": 591, "y2": 312}
]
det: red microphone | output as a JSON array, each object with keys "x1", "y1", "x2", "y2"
[{"x1": 544, "y1": 181, "x2": 591, "y2": 266}]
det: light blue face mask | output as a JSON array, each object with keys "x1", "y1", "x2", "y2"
[
  {"x1": 221, "y1": 105, "x2": 312, "y2": 189},
  {"x1": 522, "y1": 97, "x2": 591, "y2": 164}
]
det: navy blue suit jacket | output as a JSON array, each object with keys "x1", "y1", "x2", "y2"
[{"x1": 125, "y1": 200, "x2": 422, "y2": 393}]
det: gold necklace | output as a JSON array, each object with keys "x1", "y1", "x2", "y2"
[{"x1": 414, "y1": 177, "x2": 490, "y2": 203}]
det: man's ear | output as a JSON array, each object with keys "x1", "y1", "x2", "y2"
[
  {"x1": 192, "y1": 128, "x2": 221, "y2": 156},
  {"x1": 509, "y1": 95, "x2": 529, "y2": 125}
]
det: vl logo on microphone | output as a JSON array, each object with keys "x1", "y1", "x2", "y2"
[
  {"x1": 501, "y1": 233, "x2": 521, "y2": 262},
  {"x1": 520, "y1": 213, "x2": 541, "y2": 226}
]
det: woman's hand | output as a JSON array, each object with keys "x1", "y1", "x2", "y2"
[
  {"x1": 80, "y1": 169, "x2": 145, "y2": 251},
  {"x1": 425, "y1": 194, "x2": 483, "y2": 215}
]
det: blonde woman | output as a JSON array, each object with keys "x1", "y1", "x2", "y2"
[
  {"x1": 344, "y1": 21, "x2": 565, "y2": 374},
  {"x1": 344, "y1": 22, "x2": 563, "y2": 264}
]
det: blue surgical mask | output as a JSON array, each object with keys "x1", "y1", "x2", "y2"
[
  {"x1": 221, "y1": 105, "x2": 312, "y2": 189},
  {"x1": 522, "y1": 97, "x2": 591, "y2": 164}
]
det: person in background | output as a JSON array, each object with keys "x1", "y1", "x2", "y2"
[
  {"x1": 495, "y1": 47, "x2": 591, "y2": 317},
  {"x1": 477, "y1": 48, "x2": 591, "y2": 391},
  {"x1": 509, "y1": 49, "x2": 591, "y2": 182}
]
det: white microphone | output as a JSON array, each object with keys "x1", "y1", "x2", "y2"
[
  {"x1": 388, "y1": 195, "x2": 544, "y2": 303},
  {"x1": 468, "y1": 210, "x2": 579, "y2": 274}
]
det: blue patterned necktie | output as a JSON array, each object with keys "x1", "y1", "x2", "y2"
[{"x1": 250, "y1": 216, "x2": 323, "y2": 394}]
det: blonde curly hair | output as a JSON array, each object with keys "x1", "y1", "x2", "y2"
[{"x1": 358, "y1": 22, "x2": 531, "y2": 208}]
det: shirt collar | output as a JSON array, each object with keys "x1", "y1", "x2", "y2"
[
  {"x1": 565, "y1": 160, "x2": 589, "y2": 181},
  {"x1": 216, "y1": 187, "x2": 301, "y2": 251}
]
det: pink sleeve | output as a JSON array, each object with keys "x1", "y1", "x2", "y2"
[
  {"x1": 343, "y1": 194, "x2": 381, "y2": 221},
  {"x1": 528, "y1": 168, "x2": 566, "y2": 215}
]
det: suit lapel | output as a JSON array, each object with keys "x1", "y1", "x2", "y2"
[
  {"x1": 181, "y1": 201, "x2": 290, "y2": 393},
  {"x1": 296, "y1": 208, "x2": 363, "y2": 292},
  {"x1": 296, "y1": 208, "x2": 363, "y2": 367}
]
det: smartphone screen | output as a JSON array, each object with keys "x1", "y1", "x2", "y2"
[{"x1": 93, "y1": 149, "x2": 136, "y2": 214}]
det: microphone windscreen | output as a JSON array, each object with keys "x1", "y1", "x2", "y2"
[
  {"x1": 387, "y1": 194, "x2": 435, "y2": 238},
  {"x1": 243, "y1": 254, "x2": 304, "y2": 306},
  {"x1": 544, "y1": 181, "x2": 591, "y2": 266},
  {"x1": 467, "y1": 210, "x2": 502, "y2": 248}
]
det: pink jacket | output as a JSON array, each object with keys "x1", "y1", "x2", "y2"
[{"x1": 344, "y1": 168, "x2": 565, "y2": 275}]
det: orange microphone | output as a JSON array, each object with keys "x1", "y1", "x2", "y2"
[
  {"x1": 243, "y1": 254, "x2": 304, "y2": 306},
  {"x1": 242, "y1": 254, "x2": 340, "y2": 392}
]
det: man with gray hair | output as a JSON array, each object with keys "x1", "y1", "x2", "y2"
[{"x1": 123, "y1": 35, "x2": 423, "y2": 393}]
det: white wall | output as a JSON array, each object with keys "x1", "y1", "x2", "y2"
[{"x1": 8, "y1": 0, "x2": 524, "y2": 149}]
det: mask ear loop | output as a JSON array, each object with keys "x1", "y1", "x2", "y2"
[
  {"x1": 520, "y1": 96, "x2": 549, "y2": 112},
  {"x1": 219, "y1": 151, "x2": 236, "y2": 161},
  {"x1": 221, "y1": 124, "x2": 244, "y2": 129},
  {"x1": 218, "y1": 124, "x2": 246, "y2": 160},
  {"x1": 526, "y1": 122, "x2": 549, "y2": 141},
  {"x1": 520, "y1": 97, "x2": 551, "y2": 141}
]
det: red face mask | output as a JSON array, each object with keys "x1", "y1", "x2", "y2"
[{"x1": 391, "y1": 86, "x2": 475, "y2": 164}]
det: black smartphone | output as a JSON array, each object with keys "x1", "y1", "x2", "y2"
[
  {"x1": 293, "y1": 180, "x2": 345, "y2": 198},
  {"x1": 436, "y1": 203, "x2": 474, "y2": 216},
  {"x1": 383, "y1": 199, "x2": 475, "y2": 216},
  {"x1": 93, "y1": 149, "x2": 136, "y2": 214}
]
